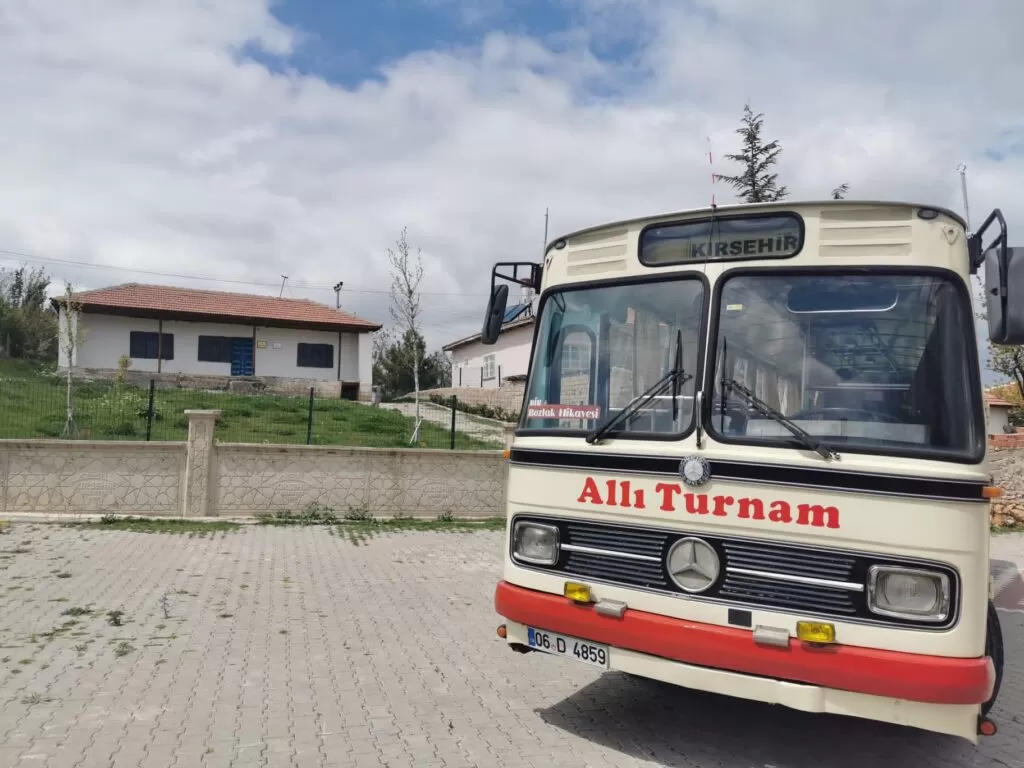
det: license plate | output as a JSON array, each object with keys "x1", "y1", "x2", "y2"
[{"x1": 526, "y1": 627, "x2": 609, "y2": 668}]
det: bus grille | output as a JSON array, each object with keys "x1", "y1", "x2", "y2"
[{"x1": 512, "y1": 517, "x2": 957, "y2": 628}]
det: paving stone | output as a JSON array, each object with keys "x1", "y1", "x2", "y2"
[{"x1": 0, "y1": 523, "x2": 1022, "y2": 768}]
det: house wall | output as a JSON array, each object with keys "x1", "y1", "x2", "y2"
[
  {"x1": 60, "y1": 310, "x2": 370, "y2": 393},
  {"x1": 447, "y1": 323, "x2": 534, "y2": 389},
  {"x1": 987, "y1": 404, "x2": 1011, "y2": 436}
]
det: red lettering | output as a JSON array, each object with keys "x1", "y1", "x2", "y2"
[
  {"x1": 654, "y1": 482, "x2": 682, "y2": 512},
  {"x1": 577, "y1": 477, "x2": 603, "y2": 505},
  {"x1": 768, "y1": 500, "x2": 792, "y2": 524},
  {"x1": 712, "y1": 495, "x2": 734, "y2": 517},
  {"x1": 573, "y1": 478, "x2": 841, "y2": 529},
  {"x1": 620, "y1": 480, "x2": 632, "y2": 509},
  {"x1": 684, "y1": 493, "x2": 710, "y2": 515},
  {"x1": 737, "y1": 498, "x2": 764, "y2": 521},
  {"x1": 797, "y1": 503, "x2": 840, "y2": 529}
]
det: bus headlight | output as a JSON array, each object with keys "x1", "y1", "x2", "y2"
[
  {"x1": 512, "y1": 521, "x2": 559, "y2": 565},
  {"x1": 867, "y1": 565, "x2": 951, "y2": 622}
]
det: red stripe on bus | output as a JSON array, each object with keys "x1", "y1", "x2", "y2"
[{"x1": 495, "y1": 581, "x2": 994, "y2": 706}]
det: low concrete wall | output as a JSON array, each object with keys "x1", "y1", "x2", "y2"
[
  {"x1": 215, "y1": 444, "x2": 506, "y2": 517},
  {"x1": 0, "y1": 411, "x2": 506, "y2": 518},
  {"x1": 2, "y1": 421, "x2": 1020, "y2": 523},
  {"x1": 0, "y1": 440, "x2": 185, "y2": 516}
]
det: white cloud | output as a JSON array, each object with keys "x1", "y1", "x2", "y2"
[{"x1": 0, "y1": 0, "x2": 1022, "y2": 361}]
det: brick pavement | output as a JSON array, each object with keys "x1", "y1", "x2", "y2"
[{"x1": 0, "y1": 523, "x2": 1022, "y2": 768}]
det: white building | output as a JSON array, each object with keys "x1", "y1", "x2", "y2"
[
  {"x1": 985, "y1": 391, "x2": 1016, "y2": 435},
  {"x1": 53, "y1": 283, "x2": 381, "y2": 399},
  {"x1": 443, "y1": 303, "x2": 535, "y2": 388}
]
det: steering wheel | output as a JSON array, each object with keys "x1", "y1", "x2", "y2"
[{"x1": 788, "y1": 407, "x2": 900, "y2": 424}]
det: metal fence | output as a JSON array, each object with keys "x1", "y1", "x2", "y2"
[{"x1": 0, "y1": 375, "x2": 513, "y2": 450}]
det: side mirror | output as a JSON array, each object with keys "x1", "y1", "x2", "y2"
[
  {"x1": 481, "y1": 284, "x2": 509, "y2": 345},
  {"x1": 986, "y1": 246, "x2": 1024, "y2": 344}
]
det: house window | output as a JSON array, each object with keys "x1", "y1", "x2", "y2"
[
  {"x1": 198, "y1": 335, "x2": 246, "y2": 364},
  {"x1": 561, "y1": 342, "x2": 590, "y2": 374},
  {"x1": 297, "y1": 342, "x2": 334, "y2": 369},
  {"x1": 129, "y1": 331, "x2": 174, "y2": 360},
  {"x1": 482, "y1": 354, "x2": 496, "y2": 380}
]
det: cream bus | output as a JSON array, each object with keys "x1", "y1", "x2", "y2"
[{"x1": 482, "y1": 200, "x2": 1018, "y2": 744}]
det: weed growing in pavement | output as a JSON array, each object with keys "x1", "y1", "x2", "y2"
[
  {"x1": 67, "y1": 516, "x2": 240, "y2": 535},
  {"x1": 256, "y1": 503, "x2": 340, "y2": 526},
  {"x1": 61, "y1": 606, "x2": 93, "y2": 617},
  {"x1": 113, "y1": 641, "x2": 134, "y2": 657},
  {"x1": 331, "y1": 515, "x2": 505, "y2": 545}
]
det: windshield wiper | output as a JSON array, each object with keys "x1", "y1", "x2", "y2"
[
  {"x1": 721, "y1": 377, "x2": 840, "y2": 462},
  {"x1": 586, "y1": 331, "x2": 691, "y2": 445}
]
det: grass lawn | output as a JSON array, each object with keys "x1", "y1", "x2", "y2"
[{"x1": 0, "y1": 359, "x2": 500, "y2": 449}]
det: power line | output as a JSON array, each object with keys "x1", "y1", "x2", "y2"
[{"x1": 0, "y1": 246, "x2": 490, "y2": 298}]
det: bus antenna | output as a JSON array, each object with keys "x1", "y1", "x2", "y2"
[
  {"x1": 707, "y1": 136, "x2": 717, "y2": 208},
  {"x1": 957, "y1": 163, "x2": 971, "y2": 234}
]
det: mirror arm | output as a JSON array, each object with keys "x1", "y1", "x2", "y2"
[
  {"x1": 490, "y1": 262, "x2": 543, "y2": 293},
  {"x1": 969, "y1": 208, "x2": 1007, "y2": 274}
]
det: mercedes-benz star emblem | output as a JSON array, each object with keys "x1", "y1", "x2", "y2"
[
  {"x1": 666, "y1": 537, "x2": 721, "y2": 593},
  {"x1": 679, "y1": 455, "x2": 711, "y2": 487}
]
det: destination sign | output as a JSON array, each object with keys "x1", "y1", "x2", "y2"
[{"x1": 641, "y1": 214, "x2": 803, "y2": 265}]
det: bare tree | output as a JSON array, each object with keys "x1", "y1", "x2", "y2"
[
  {"x1": 387, "y1": 227, "x2": 425, "y2": 444},
  {"x1": 371, "y1": 327, "x2": 394, "y2": 366},
  {"x1": 832, "y1": 183, "x2": 850, "y2": 200},
  {"x1": 57, "y1": 281, "x2": 87, "y2": 438}
]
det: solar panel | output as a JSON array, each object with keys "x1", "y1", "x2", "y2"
[{"x1": 503, "y1": 303, "x2": 529, "y2": 323}]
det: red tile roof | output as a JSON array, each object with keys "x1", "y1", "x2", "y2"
[
  {"x1": 985, "y1": 392, "x2": 1015, "y2": 408},
  {"x1": 52, "y1": 283, "x2": 381, "y2": 331}
]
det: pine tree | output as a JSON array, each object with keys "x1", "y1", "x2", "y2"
[{"x1": 714, "y1": 103, "x2": 788, "y2": 203}]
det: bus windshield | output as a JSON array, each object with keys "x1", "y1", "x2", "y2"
[
  {"x1": 521, "y1": 277, "x2": 704, "y2": 437},
  {"x1": 708, "y1": 271, "x2": 984, "y2": 460}
]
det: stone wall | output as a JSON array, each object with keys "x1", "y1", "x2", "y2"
[
  {"x1": 421, "y1": 382, "x2": 526, "y2": 415},
  {"x1": 0, "y1": 440, "x2": 185, "y2": 516},
  {"x1": 2, "y1": 422, "x2": 1021, "y2": 525},
  {"x1": 214, "y1": 445, "x2": 505, "y2": 517},
  {"x1": 0, "y1": 411, "x2": 506, "y2": 519}
]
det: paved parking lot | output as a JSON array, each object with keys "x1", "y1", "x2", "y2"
[{"x1": 1, "y1": 521, "x2": 1022, "y2": 768}]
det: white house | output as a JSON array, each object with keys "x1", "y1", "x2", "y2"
[
  {"x1": 985, "y1": 391, "x2": 1016, "y2": 435},
  {"x1": 443, "y1": 303, "x2": 535, "y2": 388},
  {"x1": 53, "y1": 283, "x2": 381, "y2": 400}
]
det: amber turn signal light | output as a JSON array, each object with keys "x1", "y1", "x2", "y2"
[{"x1": 983, "y1": 486, "x2": 1003, "y2": 499}]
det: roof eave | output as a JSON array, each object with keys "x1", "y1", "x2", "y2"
[
  {"x1": 442, "y1": 316, "x2": 535, "y2": 351},
  {"x1": 54, "y1": 300, "x2": 382, "y2": 333}
]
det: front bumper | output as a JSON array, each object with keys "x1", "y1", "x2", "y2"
[{"x1": 495, "y1": 581, "x2": 995, "y2": 742}]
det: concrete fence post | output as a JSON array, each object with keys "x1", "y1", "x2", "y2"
[
  {"x1": 503, "y1": 423, "x2": 516, "y2": 449},
  {"x1": 182, "y1": 409, "x2": 221, "y2": 517}
]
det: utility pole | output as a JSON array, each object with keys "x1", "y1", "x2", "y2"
[
  {"x1": 279, "y1": 275, "x2": 288, "y2": 298},
  {"x1": 543, "y1": 207, "x2": 549, "y2": 251},
  {"x1": 333, "y1": 281, "x2": 344, "y2": 309}
]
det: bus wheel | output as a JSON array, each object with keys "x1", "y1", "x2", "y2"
[{"x1": 981, "y1": 599, "x2": 1004, "y2": 717}]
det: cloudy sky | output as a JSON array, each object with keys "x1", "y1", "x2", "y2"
[{"x1": 1, "y1": 0, "x2": 1021, "y2": 372}]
